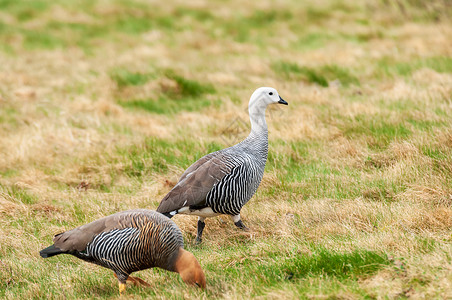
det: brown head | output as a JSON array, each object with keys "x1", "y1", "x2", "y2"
[{"x1": 174, "y1": 248, "x2": 206, "y2": 289}]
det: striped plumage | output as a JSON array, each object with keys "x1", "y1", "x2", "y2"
[
  {"x1": 204, "y1": 132, "x2": 267, "y2": 216},
  {"x1": 40, "y1": 209, "x2": 205, "y2": 293},
  {"x1": 157, "y1": 87, "x2": 288, "y2": 242}
]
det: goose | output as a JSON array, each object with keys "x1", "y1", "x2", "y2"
[
  {"x1": 157, "y1": 87, "x2": 288, "y2": 242},
  {"x1": 40, "y1": 209, "x2": 206, "y2": 293}
]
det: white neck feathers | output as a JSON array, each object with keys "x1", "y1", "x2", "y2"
[{"x1": 248, "y1": 94, "x2": 268, "y2": 134}]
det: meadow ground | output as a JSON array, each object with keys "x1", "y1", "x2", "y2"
[{"x1": 0, "y1": 0, "x2": 451, "y2": 299}]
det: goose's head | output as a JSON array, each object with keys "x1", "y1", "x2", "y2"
[
  {"x1": 175, "y1": 248, "x2": 206, "y2": 289},
  {"x1": 248, "y1": 87, "x2": 288, "y2": 114}
]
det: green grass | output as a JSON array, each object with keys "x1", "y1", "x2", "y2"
[
  {"x1": 220, "y1": 10, "x2": 294, "y2": 43},
  {"x1": 293, "y1": 32, "x2": 335, "y2": 50},
  {"x1": 22, "y1": 30, "x2": 66, "y2": 50},
  {"x1": 165, "y1": 71, "x2": 216, "y2": 98},
  {"x1": 0, "y1": 0, "x2": 451, "y2": 299},
  {"x1": 0, "y1": 107, "x2": 19, "y2": 130},
  {"x1": 118, "y1": 71, "x2": 217, "y2": 114},
  {"x1": 273, "y1": 62, "x2": 359, "y2": 87},
  {"x1": 119, "y1": 96, "x2": 215, "y2": 114},
  {"x1": 0, "y1": 0, "x2": 179, "y2": 52},
  {"x1": 214, "y1": 247, "x2": 390, "y2": 282},
  {"x1": 0, "y1": 0, "x2": 49, "y2": 21},
  {"x1": 116, "y1": 138, "x2": 223, "y2": 177},
  {"x1": 110, "y1": 69, "x2": 154, "y2": 87},
  {"x1": 112, "y1": 15, "x2": 156, "y2": 35},
  {"x1": 341, "y1": 117, "x2": 412, "y2": 148},
  {"x1": 0, "y1": 184, "x2": 38, "y2": 205},
  {"x1": 377, "y1": 56, "x2": 452, "y2": 77},
  {"x1": 422, "y1": 147, "x2": 449, "y2": 160},
  {"x1": 0, "y1": 240, "x2": 390, "y2": 299}
]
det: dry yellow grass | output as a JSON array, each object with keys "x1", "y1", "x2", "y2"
[{"x1": 0, "y1": 0, "x2": 451, "y2": 299}]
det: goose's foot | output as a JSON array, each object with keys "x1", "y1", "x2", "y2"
[
  {"x1": 118, "y1": 283, "x2": 127, "y2": 294},
  {"x1": 232, "y1": 214, "x2": 250, "y2": 231},
  {"x1": 115, "y1": 274, "x2": 150, "y2": 292},
  {"x1": 127, "y1": 276, "x2": 150, "y2": 287},
  {"x1": 234, "y1": 220, "x2": 250, "y2": 231},
  {"x1": 115, "y1": 273, "x2": 129, "y2": 294}
]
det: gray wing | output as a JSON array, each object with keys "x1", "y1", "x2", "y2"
[
  {"x1": 156, "y1": 150, "x2": 239, "y2": 214},
  {"x1": 52, "y1": 210, "x2": 153, "y2": 252}
]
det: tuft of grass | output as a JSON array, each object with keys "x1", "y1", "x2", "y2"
[
  {"x1": 339, "y1": 115, "x2": 412, "y2": 149},
  {"x1": 220, "y1": 9, "x2": 293, "y2": 43},
  {"x1": 274, "y1": 61, "x2": 328, "y2": 86},
  {"x1": 110, "y1": 69, "x2": 154, "y2": 88},
  {"x1": 278, "y1": 248, "x2": 390, "y2": 279},
  {"x1": 0, "y1": 169, "x2": 19, "y2": 178},
  {"x1": 113, "y1": 16, "x2": 156, "y2": 34},
  {"x1": 265, "y1": 139, "x2": 411, "y2": 201},
  {"x1": 0, "y1": 184, "x2": 38, "y2": 205},
  {"x1": 294, "y1": 32, "x2": 335, "y2": 50},
  {"x1": 164, "y1": 71, "x2": 216, "y2": 98},
  {"x1": 0, "y1": 106, "x2": 19, "y2": 130},
  {"x1": 273, "y1": 62, "x2": 359, "y2": 87},
  {"x1": 191, "y1": 243, "x2": 391, "y2": 298},
  {"x1": 119, "y1": 96, "x2": 215, "y2": 114},
  {"x1": 22, "y1": 30, "x2": 66, "y2": 50},
  {"x1": 174, "y1": 7, "x2": 214, "y2": 22},
  {"x1": 118, "y1": 71, "x2": 217, "y2": 114},
  {"x1": 0, "y1": 0, "x2": 49, "y2": 21},
  {"x1": 377, "y1": 56, "x2": 452, "y2": 77},
  {"x1": 218, "y1": 247, "x2": 390, "y2": 282},
  {"x1": 422, "y1": 147, "x2": 449, "y2": 160},
  {"x1": 116, "y1": 138, "x2": 223, "y2": 178}
]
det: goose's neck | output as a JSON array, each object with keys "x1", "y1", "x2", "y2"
[
  {"x1": 245, "y1": 110, "x2": 268, "y2": 160},
  {"x1": 248, "y1": 99, "x2": 268, "y2": 135},
  {"x1": 250, "y1": 112, "x2": 268, "y2": 135},
  {"x1": 240, "y1": 107, "x2": 268, "y2": 160}
]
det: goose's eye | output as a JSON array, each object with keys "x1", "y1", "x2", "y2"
[{"x1": 269, "y1": 92, "x2": 273, "y2": 95}]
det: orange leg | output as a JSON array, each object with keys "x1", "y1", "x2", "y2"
[
  {"x1": 127, "y1": 276, "x2": 151, "y2": 287},
  {"x1": 119, "y1": 283, "x2": 126, "y2": 294},
  {"x1": 114, "y1": 273, "x2": 150, "y2": 287}
]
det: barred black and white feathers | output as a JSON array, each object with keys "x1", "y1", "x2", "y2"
[
  {"x1": 40, "y1": 209, "x2": 206, "y2": 293},
  {"x1": 157, "y1": 87, "x2": 288, "y2": 242}
]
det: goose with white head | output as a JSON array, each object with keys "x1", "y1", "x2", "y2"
[{"x1": 157, "y1": 87, "x2": 288, "y2": 243}]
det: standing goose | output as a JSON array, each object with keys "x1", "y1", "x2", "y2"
[
  {"x1": 40, "y1": 209, "x2": 206, "y2": 294},
  {"x1": 157, "y1": 87, "x2": 288, "y2": 243}
]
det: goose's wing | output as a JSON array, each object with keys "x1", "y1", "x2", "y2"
[
  {"x1": 52, "y1": 211, "x2": 145, "y2": 252},
  {"x1": 156, "y1": 151, "x2": 239, "y2": 214}
]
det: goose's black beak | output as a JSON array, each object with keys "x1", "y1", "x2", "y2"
[{"x1": 278, "y1": 96, "x2": 288, "y2": 105}]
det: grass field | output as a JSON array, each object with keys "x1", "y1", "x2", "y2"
[{"x1": 1, "y1": 0, "x2": 451, "y2": 298}]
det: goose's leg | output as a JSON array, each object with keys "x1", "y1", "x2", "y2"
[
  {"x1": 232, "y1": 214, "x2": 249, "y2": 231},
  {"x1": 115, "y1": 273, "x2": 129, "y2": 294},
  {"x1": 127, "y1": 276, "x2": 151, "y2": 287},
  {"x1": 195, "y1": 217, "x2": 206, "y2": 244},
  {"x1": 115, "y1": 273, "x2": 150, "y2": 290}
]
